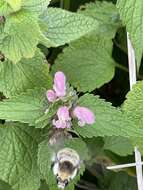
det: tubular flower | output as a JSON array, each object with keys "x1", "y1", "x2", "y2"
[
  {"x1": 46, "y1": 90, "x2": 57, "y2": 102},
  {"x1": 53, "y1": 71, "x2": 66, "y2": 97},
  {"x1": 73, "y1": 106, "x2": 95, "y2": 127},
  {"x1": 53, "y1": 106, "x2": 71, "y2": 129}
]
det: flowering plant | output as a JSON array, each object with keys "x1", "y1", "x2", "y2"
[
  {"x1": 46, "y1": 71, "x2": 95, "y2": 129},
  {"x1": 0, "y1": 0, "x2": 143, "y2": 190}
]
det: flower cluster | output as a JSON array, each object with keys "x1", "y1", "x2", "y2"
[{"x1": 46, "y1": 71, "x2": 95, "y2": 129}]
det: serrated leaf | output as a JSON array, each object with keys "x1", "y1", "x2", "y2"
[
  {"x1": 117, "y1": 0, "x2": 143, "y2": 69},
  {"x1": 74, "y1": 94, "x2": 143, "y2": 138},
  {"x1": 0, "y1": 49, "x2": 52, "y2": 97},
  {"x1": 40, "y1": 8, "x2": 97, "y2": 47},
  {"x1": 22, "y1": 0, "x2": 51, "y2": 14},
  {"x1": 38, "y1": 140, "x2": 53, "y2": 180},
  {"x1": 104, "y1": 136, "x2": 133, "y2": 156},
  {"x1": 53, "y1": 35, "x2": 115, "y2": 92},
  {"x1": 79, "y1": 1, "x2": 121, "y2": 38},
  {"x1": 0, "y1": 123, "x2": 40, "y2": 190},
  {"x1": 123, "y1": 81, "x2": 143, "y2": 153},
  {"x1": 123, "y1": 81, "x2": 143, "y2": 127},
  {"x1": 0, "y1": 88, "x2": 48, "y2": 125},
  {"x1": 1, "y1": 10, "x2": 40, "y2": 63},
  {"x1": 0, "y1": 0, "x2": 21, "y2": 15}
]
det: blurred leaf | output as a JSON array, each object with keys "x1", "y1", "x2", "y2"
[
  {"x1": 102, "y1": 171, "x2": 137, "y2": 190},
  {"x1": 0, "y1": 180, "x2": 13, "y2": 190},
  {"x1": 104, "y1": 136, "x2": 133, "y2": 156}
]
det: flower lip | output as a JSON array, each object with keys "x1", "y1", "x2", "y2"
[
  {"x1": 53, "y1": 71, "x2": 66, "y2": 97},
  {"x1": 73, "y1": 106, "x2": 95, "y2": 126},
  {"x1": 53, "y1": 106, "x2": 71, "y2": 129},
  {"x1": 46, "y1": 90, "x2": 57, "y2": 102}
]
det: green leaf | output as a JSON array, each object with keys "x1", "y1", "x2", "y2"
[
  {"x1": 0, "y1": 88, "x2": 48, "y2": 125},
  {"x1": 104, "y1": 136, "x2": 133, "y2": 156},
  {"x1": 4, "y1": 0, "x2": 21, "y2": 11},
  {"x1": 53, "y1": 35, "x2": 115, "y2": 92},
  {"x1": 1, "y1": 10, "x2": 40, "y2": 63},
  {"x1": 0, "y1": 49, "x2": 52, "y2": 97},
  {"x1": 123, "y1": 81, "x2": 143, "y2": 127},
  {"x1": 79, "y1": 1, "x2": 121, "y2": 38},
  {"x1": 74, "y1": 94, "x2": 143, "y2": 138},
  {"x1": 21, "y1": 0, "x2": 51, "y2": 14},
  {"x1": 123, "y1": 81, "x2": 143, "y2": 153},
  {"x1": 117, "y1": 0, "x2": 143, "y2": 69},
  {"x1": 0, "y1": 123, "x2": 40, "y2": 190},
  {"x1": 0, "y1": 0, "x2": 21, "y2": 15},
  {"x1": 0, "y1": 180, "x2": 13, "y2": 190},
  {"x1": 64, "y1": 138, "x2": 89, "y2": 161},
  {"x1": 103, "y1": 171, "x2": 137, "y2": 190},
  {"x1": 38, "y1": 140, "x2": 53, "y2": 180},
  {"x1": 40, "y1": 8, "x2": 97, "y2": 47}
]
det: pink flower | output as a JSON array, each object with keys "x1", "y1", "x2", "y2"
[
  {"x1": 53, "y1": 71, "x2": 66, "y2": 97},
  {"x1": 46, "y1": 90, "x2": 57, "y2": 102},
  {"x1": 73, "y1": 106, "x2": 95, "y2": 127},
  {"x1": 53, "y1": 106, "x2": 71, "y2": 129}
]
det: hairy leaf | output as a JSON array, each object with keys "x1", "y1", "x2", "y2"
[
  {"x1": 74, "y1": 94, "x2": 143, "y2": 138},
  {"x1": 0, "y1": 88, "x2": 48, "y2": 125},
  {"x1": 117, "y1": 0, "x2": 143, "y2": 68},
  {"x1": 40, "y1": 8, "x2": 97, "y2": 46},
  {"x1": 38, "y1": 140, "x2": 53, "y2": 180},
  {"x1": 123, "y1": 81, "x2": 143, "y2": 152},
  {"x1": 79, "y1": 1, "x2": 121, "y2": 38},
  {"x1": 123, "y1": 81, "x2": 143, "y2": 127},
  {"x1": 53, "y1": 35, "x2": 115, "y2": 92},
  {"x1": 0, "y1": 0, "x2": 21, "y2": 15},
  {"x1": 0, "y1": 180, "x2": 13, "y2": 190},
  {"x1": 21, "y1": 0, "x2": 51, "y2": 14},
  {"x1": 0, "y1": 50, "x2": 52, "y2": 97},
  {"x1": 104, "y1": 136, "x2": 133, "y2": 156},
  {"x1": 1, "y1": 10, "x2": 40, "y2": 63},
  {"x1": 0, "y1": 123, "x2": 40, "y2": 190}
]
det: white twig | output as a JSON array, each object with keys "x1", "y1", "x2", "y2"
[
  {"x1": 135, "y1": 147, "x2": 143, "y2": 190},
  {"x1": 127, "y1": 32, "x2": 137, "y2": 90},
  {"x1": 107, "y1": 162, "x2": 143, "y2": 170},
  {"x1": 60, "y1": 0, "x2": 64, "y2": 8}
]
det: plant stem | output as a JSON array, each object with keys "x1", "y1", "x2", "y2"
[
  {"x1": 115, "y1": 63, "x2": 128, "y2": 72},
  {"x1": 115, "y1": 63, "x2": 143, "y2": 80},
  {"x1": 60, "y1": 0, "x2": 70, "y2": 10}
]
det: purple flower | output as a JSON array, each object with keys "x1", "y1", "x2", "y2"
[
  {"x1": 53, "y1": 106, "x2": 71, "y2": 129},
  {"x1": 73, "y1": 106, "x2": 95, "y2": 127},
  {"x1": 53, "y1": 71, "x2": 66, "y2": 97},
  {"x1": 46, "y1": 90, "x2": 57, "y2": 102}
]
